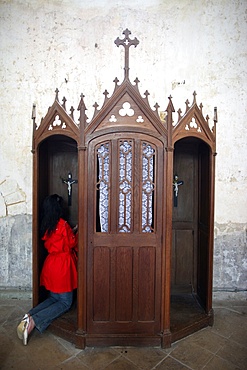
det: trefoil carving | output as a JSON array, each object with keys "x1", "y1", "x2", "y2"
[
  {"x1": 119, "y1": 102, "x2": 134, "y2": 117},
  {"x1": 109, "y1": 115, "x2": 117, "y2": 122},
  {"x1": 136, "y1": 116, "x2": 144, "y2": 123},
  {"x1": 185, "y1": 117, "x2": 201, "y2": 133},
  {"x1": 48, "y1": 114, "x2": 67, "y2": 131}
]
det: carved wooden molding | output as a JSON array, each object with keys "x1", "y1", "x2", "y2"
[{"x1": 32, "y1": 29, "x2": 216, "y2": 154}]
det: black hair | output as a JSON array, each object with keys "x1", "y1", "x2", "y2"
[{"x1": 40, "y1": 194, "x2": 64, "y2": 237}]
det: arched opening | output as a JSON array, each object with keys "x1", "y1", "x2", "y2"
[
  {"x1": 170, "y1": 137, "x2": 211, "y2": 336},
  {"x1": 36, "y1": 134, "x2": 78, "y2": 302}
]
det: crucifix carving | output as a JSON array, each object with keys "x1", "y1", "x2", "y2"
[
  {"x1": 62, "y1": 172, "x2": 78, "y2": 206},
  {"x1": 114, "y1": 28, "x2": 139, "y2": 80},
  {"x1": 173, "y1": 174, "x2": 184, "y2": 207}
]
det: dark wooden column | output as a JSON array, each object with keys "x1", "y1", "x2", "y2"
[
  {"x1": 207, "y1": 149, "x2": 216, "y2": 320},
  {"x1": 76, "y1": 94, "x2": 88, "y2": 348},
  {"x1": 161, "y1": 96, "x2": 174, "y2": 348},
  {"x1": 32, "y1": 147, "x2": 39, "y2": 307}
]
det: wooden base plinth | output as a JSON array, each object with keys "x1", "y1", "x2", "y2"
[{"x1": 49, "y1": 294, "x2": 213, "y2": 349}]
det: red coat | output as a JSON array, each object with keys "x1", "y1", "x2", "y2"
[{"x1": 40, "y1": 218, "x2": 78, "y2": 293}]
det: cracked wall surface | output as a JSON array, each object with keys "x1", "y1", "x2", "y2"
[
  {"x1": 0, "y1": 178, "x2": 27, "y2": 217},
  {"x1": 0, "y1": 0, "x2": 246, "y2": 297}
]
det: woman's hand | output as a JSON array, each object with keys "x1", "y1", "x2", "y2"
[{"x1": 73, "y1": 224, "x2": 78, "y2": 234}]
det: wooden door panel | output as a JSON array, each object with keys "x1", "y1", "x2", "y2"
[
  {"x1": 89, "y1": 243, "x2": 160, "y2": 334},
  {"x1": 115, "y1": 246, "x2": 133, "y2": 321},
  {"x1": 87, "y1": 135, "x2": 163, "y2": 335},
  {"x1": 138, "y1": 246, "x2": 156, "y2": 321}
]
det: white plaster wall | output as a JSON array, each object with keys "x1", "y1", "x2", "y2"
[{"x1": 0, "y1": 0, "x2": 246, "y2": 293}]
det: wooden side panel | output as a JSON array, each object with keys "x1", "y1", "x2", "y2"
[
  {"x1": 138, "y1": 247, "x2": 156, "y2": 321},
  {"x1": 173, "y1": 230, "x2": 193, "y2": 286},
  {"x1": 197, "y1": 143, "x2": 210, "y2": 307},
  {"x1": 172, "y1": 141, "x2": 198, "y2": 292},
  {"x1": 93, "y1": 247, "x2": 110, "y2": 321},
  {"x1": 197, "y1": 228, "x2": 208, "y2": 307}
]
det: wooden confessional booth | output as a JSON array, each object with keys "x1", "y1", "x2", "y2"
[{"x1": 32, "y1": 29, "x2": 217, "y2": 348}]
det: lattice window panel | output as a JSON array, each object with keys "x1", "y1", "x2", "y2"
[
  {"x1": 96, "y1": 143, "x2": 110, "y2": 232},
  {"x1": 118, "y1": 140, "x2": 133, "y2": 232},
  {"x1": 142, "y1": 142, "x2": 155, "y2": 232}
]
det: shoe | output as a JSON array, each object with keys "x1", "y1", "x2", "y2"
[
  {"x1": 17, "y1": 314, "x2": 35, "y2": 345},
  {"x1": 17, "y1": 314, "x2": 29, "y2": 342},
  {"x1": 23, "y1": 318, "x2": 29, "y2": 345}
]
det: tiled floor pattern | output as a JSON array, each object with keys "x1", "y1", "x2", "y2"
[{"x1": 0, "y1": 299, "x2": 246, "y2": 369}]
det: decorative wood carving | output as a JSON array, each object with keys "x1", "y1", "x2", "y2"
[
  {"x1": 32, "y1": 89, "x2": 79, "y2": 149},
  {"x1": 172, "y1": 91, "x2": 216, "y2": 151}
]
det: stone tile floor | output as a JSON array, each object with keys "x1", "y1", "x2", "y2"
[{"x1": 0, "y1": 298, "x2": 246, "y2": 369}]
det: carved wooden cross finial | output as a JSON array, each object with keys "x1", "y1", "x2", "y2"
[
  {"x1": 70, "y1": 106, "x2": 75, "y2": 120},
  {"x1": 62, "y1": 96, "x2": 67, "y2": 109},
  {"x1": 55, "y1": 88, "x2": 59, "y2": 101},
  {"x1": 103, "y1": 89, "x2": 109, "y2": 99},
  {"x1": 193, "y1": 91, "x2": 197, "y2": 104},
  {"x1": 177, "y1": 108, "x2": 182, "y2": 121},
  {"x1": 114, "y1": 28, "x2": 139, "y2": 80}
]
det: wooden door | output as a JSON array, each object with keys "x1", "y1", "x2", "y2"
[
  {"x1": 172, "y1": 139, "x2": 199, "y2": 293},
  {"x1": 87, "y1": 134, "x2": 164, "y2": 336}
]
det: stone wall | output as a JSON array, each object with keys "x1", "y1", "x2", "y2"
[
  {"x1": 0, "y1": 215, "x2": 32, "y2": 293},
  {"x1": 0, "y1": 0, "x2": 246, "y2": 298},
  {"x1": 214, "y1": 223, "x2": 246, "y2": 295}
]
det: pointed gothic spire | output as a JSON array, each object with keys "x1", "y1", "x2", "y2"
[
  {"x1": 166, "y1": 95, "x2": 175, "y2": 148},
  {"x1": 78, "y1": 93, "x2": 88, "y2": 147},
  {"x1": 31, "y1": 103, "x2": 37, "y2": 154},
  {"x1": 214, "y1": 107, "x2": 218, "y2": 123},
  {"x1": 78, "y1": 93, "x2": 87, "y2": 125},
  {"x1": 212, "y1": 107, "x2": 217, "y2": 135}
]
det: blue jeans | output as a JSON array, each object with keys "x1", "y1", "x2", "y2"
[{"x1": 28, "y1": 291, "x2": 73, "y2": 333}]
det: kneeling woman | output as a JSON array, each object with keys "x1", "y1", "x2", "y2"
[{"x1": 17, "y1": 194, "x2": 78, "y2": 345}]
